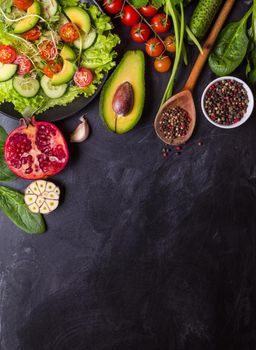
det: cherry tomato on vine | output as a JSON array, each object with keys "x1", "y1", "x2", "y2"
[
  {"x1": 59, "y1": 23, "x2": 79, "y2": 42},
  {"x1": 130, "y1": 23, "x2": 150, "y2": 43},
  {"x1": 43, "y1": 60, "x2": 63, "y2": 78},
  {"x1": 145, "y1": 38, "x2": 164, "y2": 57},
  {"x1": 121, "y1": 5, "x2": 140, "y2": 26},
  {"x1": 0, "y1": 45, "x2": 16, "y2": 64},
  {"x1": 21, "y1": 26, "x2": 41, "y2": 41},
  {"x1": 139, "y1": 5, "x2": 158, "y2": 17},
  {"x1": 74, "y1": 68, "x2": 94, "y2": 87},
  {"x1": 164, "y1": 34, "x2": 176, "y2": 53},
  {"x1": 154, "y1": 56, "x2": 172, "y2": 73},
  {"x1": 14, "y1": 0, "x2": 33, "y2": 10},
  {"x1": 14, "y1": 55, "x2": 33, "y2": 75},
  {"x1": 151, "y1": 13, "x2": 171, "y2": 33},
  {"x1": 103, "y1": 0, "x2": 123, "y2": 14},
  {"x1": 38, "y1": 40, "x2": 57, "y2": 60}
]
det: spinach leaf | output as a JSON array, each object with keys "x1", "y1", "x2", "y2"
[
  {"x1": 209, "y1": 8, "x2": 253, "y2": 76},
  {"x1": 0, "y1": 126, "x2": 17, "y2": 182},
  {"x1": 0, "y1": 186, "x2": 46, "y2": 234}
]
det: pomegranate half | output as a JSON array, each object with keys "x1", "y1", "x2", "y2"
[{"x1": 4, "y1": 117, "x2": 69, "y2": 180}]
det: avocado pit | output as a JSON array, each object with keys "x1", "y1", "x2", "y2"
[{"x1": 112, "y1": 81, "x2": 134, "y2": 117}]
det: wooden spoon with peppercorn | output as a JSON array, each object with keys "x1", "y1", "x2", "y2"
[{"x1": 154, "y1": 0, "x2": 236, "y2": 145}]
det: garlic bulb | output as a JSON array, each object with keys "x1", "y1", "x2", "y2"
[
  {"x1": 25, "y1": 180, "x2": 60, "y2": 214},
  {"x1": 70, "y1": 115, "x2": 90, "y2": 143}
]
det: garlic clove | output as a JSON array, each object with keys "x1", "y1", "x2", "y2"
[
  {"x1": 43, "y1": 191, "x2": 59, "y2": 200},
  {"x1": 36, "y1": 196, "x2": 45, "y2": 208},
  {"x1": 36, "y1": 180, "x2": 47, "y2": 194},
  {"x1": 24, "y1": 194, "x2": 37, "y2": 205},
  {"x1": 25, "y1": 188, "x2": 33, "y2": 195},
  {"x1": 70, "y1": 115, "x2": 90, "y2": 143},
  {"x1": 28, "y1": 203, "x2": 40, "y2": 213},
  {"x1": 45, "y1": 199, "x2": 59, "y2": 212},
  {"x1": 45, "y1": 181, "x2": 56, "y2": 192},
  {"x1": 29, "y1": 182, "x2": 41, "y2": 195},
  {"x1": 40, "y1": 203, "x2": 51, "y2": 214}
]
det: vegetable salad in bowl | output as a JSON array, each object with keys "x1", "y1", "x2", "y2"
[{"x1": 0, "y1": 0, "x2": 120, "y2": 115}]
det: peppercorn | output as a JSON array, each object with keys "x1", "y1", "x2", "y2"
[
  {"x1": 158, "y1": 106, "x2": 191, "y2": 142},
  {"x1": 204, "y1": 79, "x2": 249, "y2": 126}
]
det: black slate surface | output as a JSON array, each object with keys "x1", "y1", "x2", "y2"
[{"x1": 0, "y1": 1, "x2": 256, "y2": 349}]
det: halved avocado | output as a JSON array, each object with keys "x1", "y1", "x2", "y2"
[
  {"x1": 64, "y1": 7, "x2": 91, "y2": 34},
  {"x1": 51, "y1": 60, "x2": 76, "y2": 85},
  {"x1": 60, "y1": 44, "x2": 76, "y2": 61},
  {"x1": 13, "y1": 2, "x2": 41, "y2": 34},
  {"x1": 100, "y1": 50, "x2": 145, "y2": 134}
]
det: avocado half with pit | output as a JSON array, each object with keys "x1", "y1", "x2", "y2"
[
  {"x1": 64, "y1": 7, "x2": 91, "y2": 34},
  {"x1": 100, "y1": 50, "x2": 145, "y2": 134},
  {"x1": 13, "y1": 2, "x2": 41, "y2": 34}
]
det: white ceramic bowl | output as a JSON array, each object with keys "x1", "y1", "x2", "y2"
[{"x1": 201, "y1": 76, "x2": 254, "y2": 129}]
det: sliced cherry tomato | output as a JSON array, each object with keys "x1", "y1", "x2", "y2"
[
  {"x1": 164, "y1": 34, "x2": 176, "y2": 53},
  {"x1": 74, "y1": 68, "x2": 93, "y2": 88},
  {"x1": 14, "y1": 55, "x2": 33, "y2": 75},
  {"x1": 154, "y1": 56, "x2": 171, "y2": 73},
  {"x1": 43, "y1": 60, "x2": 63, "y2": 78},
  {"x1": 59, "y1": 23, "x2": 79, "y2": 43},
  {"x1": 0, "y1": 45, "x2": 16, "y2": 64},
  {"x1": 21, "y1": 26, "x2": 41, "y2": 41},
  {"x1": 103, "y1": 0, "x2": 123, "y2": 14},
  {"x1": 130, "y1": 23, "x2": 150, "y2": 43},
  {"x1": 14, "y1": 0, "x2": 33, "y2": 10},
  {"x1": 121, "y1": 5, "x2": 140, "y2": 26},
  {"x1": 38, "y1": 40, "x2": 58, "y2": 60},
  {"x1": 139, "y1": 5, "x2": 158, "y2": 17},
  {"x1": 145, "y1": 38, "x2": 164, "y2": 57},
  {"x1": 151, "y1": 13, "x2": 171, "y2": 33}
]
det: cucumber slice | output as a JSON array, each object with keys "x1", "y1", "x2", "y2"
[
  {"x1": 13, "y1": 76, "x2": 40, "y2": 98},
  {"x1": 41, "y1": 0, "x2": 58, "y2": 18},
  {"x1": 74, "y1": 29, "x2": 97, "y2": 50},
  {"x1": 0, "y1": 63, "x2": 17, "y2": 82},
  {"x1": 41, "y1": 75, "x2": 67, "y2": 99}
]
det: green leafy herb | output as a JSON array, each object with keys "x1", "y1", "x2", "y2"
[
  {"x1": 209, "y1": 7, "x2": 253, "y2": 76},
  {"x1": 130, "y1": 0, "x2": 148, "y2": 8},
  {"x1": 0, "y1": 186, "x2": 46, "y2": 234},
  {"x1": 0, "y1": 126, "x2": 17, "y2": 182}
]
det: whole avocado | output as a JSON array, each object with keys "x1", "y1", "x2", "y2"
[{"x1": 189, "y1": 0, "x2": 223, "y2": 41}]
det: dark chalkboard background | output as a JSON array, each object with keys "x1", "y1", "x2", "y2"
[{"x1": 1, "y1": 1, "x2": 256, "y2": 349}]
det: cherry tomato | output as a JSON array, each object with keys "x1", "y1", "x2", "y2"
[
  {"x1": 38, "y1": 40, "x2": 57, "y2": 60},
  {"x1": 121, "y1": 5, "x2": 140, "y2": 26},
  {"x1": 164, "y1": 34, "x2": 176, "y2": 53},
  {"x1": 0, "y1": 45, "x2": 16, "y2": 64},
  {"x1": 14, "y1": 55, "x2": 33, "y2": 75},
  {"x1": 145, "y1": 38, "x2": 164, "y2": 57},
  {"x1": 14, "y1": 0, "x2": 33, "y2": 10},
  {"x1": 139, "y1": 5, "x2": 158, "y2": 17},
  {"x1": 154, "y1": 56, "x2": 172, "y2": 73},
  {"x1": 21, "y1": 26, "x2": 41, "y2": 41},
  {"x1": 151, "y1": 13, "x2": 171, "y2": 33},
  {"x1": 74, "y1": 68, "x2": 93, "y2": 87},
  {"x1": 43, "y1": 60, "x2": 63, "y2": 78},
  {"x1": 130, "y1": 23, "x2": 150, "y2": 43},
  {"x1": 59, "y1": 23, "x2": 79, "y2": 43},
  {"x1": 103, "y1": 0, "x2": 123, "y2": 14}
]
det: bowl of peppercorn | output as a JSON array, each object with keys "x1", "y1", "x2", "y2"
[{"x1": 201, "y1": 76, "x2": 254, "y2": 129}]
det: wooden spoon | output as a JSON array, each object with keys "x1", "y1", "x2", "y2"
[{"x1": 154, "y1": 0, "x2": 236, "y2": 145}]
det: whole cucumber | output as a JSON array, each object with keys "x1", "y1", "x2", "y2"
[{"x1": 189, "y1": 0, "x2": 223, "y2": 41}]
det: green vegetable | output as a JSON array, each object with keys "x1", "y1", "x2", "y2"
[
  {"x1": 0, "y1": 186, "x2": 46, "y2": 234},
  {"x1": 0, "y1": 126, "x2": 16, "y2": 182},
  {"x1": 246, "y1": 0, "x2": 256, "y2": 90},
  {"x1": 189, "y1": 0, "x2": 222, "y2": 42},
  {"x1": 209, "y1": 7, "x2": 253, "y2": 76}
]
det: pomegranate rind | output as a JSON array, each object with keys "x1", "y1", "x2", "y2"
[{"x1": 4, "y1": 118, "x2": 69, "y2": 180}]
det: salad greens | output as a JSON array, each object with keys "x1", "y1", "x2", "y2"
[{"x1": 0, "y1": 0, "x2": 120, "y2": 115}]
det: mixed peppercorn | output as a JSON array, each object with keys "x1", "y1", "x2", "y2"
[
  {"x1": 158, "y1": 106, "x2": 191, "y2": 141},
  {"x1": 204, "y1": 79, "x2": 249, "y2": 126}
]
